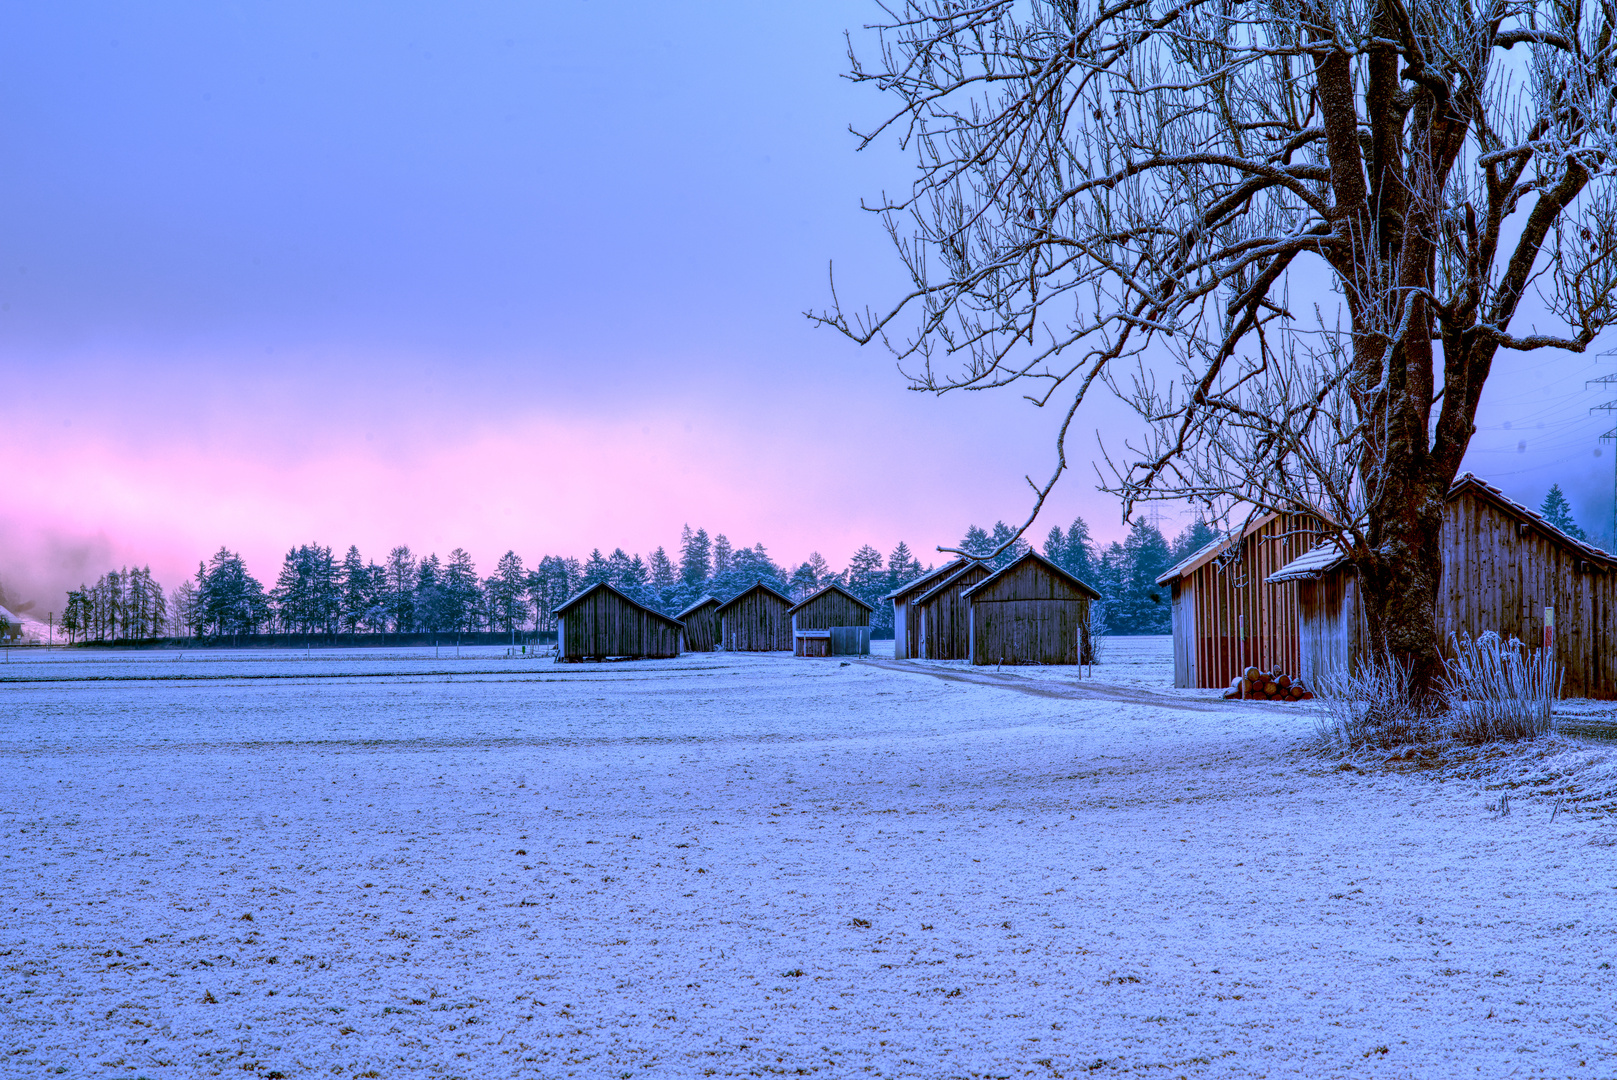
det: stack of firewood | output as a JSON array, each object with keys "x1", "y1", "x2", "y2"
[{"x1": 1223, "y1": 665, "x2": 1315, "y2": 702}]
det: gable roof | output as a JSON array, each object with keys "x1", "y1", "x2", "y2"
[
  {"x1": 554, "y1": 581, "x2": 685, "y2": 629},
  {"x1": 714, "y1": 580, "x2": 794, "y2": 615},
  {"x1": 786, "y1": 581, "x2": 874, "y2": 615},
  {"x1": 912, "y1": 560, "x2": 991, "y2": 607},
  {"x1": 1265, "y1": 473, "x2": 1616, "y2": 583},
  {"x1": 962, "y1": 550, "x2": 1102, "y2": 601},
  {"x1": 675, "y1": 594, "x2": 721, "y2": 620},
  {"x1": 1155, "y1": 512, "x2": 1283, "y2": 585},
  {"x1": 882, "y1": 557, "x2": 971, "y2": 602}
]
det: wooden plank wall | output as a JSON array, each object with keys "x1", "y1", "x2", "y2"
[
  {"x1": 967, "y1": 559, "x2": 1093, "y2": 665},
  {"x1": 559, "y1": 592, "x2": 682, "y2": 660},
  {"x1": 794, "y1": 635, "x2": 831, "y2": 658},
  {"x1": 792, "y1": 591, "x2": 872, "y2": 630},
  {"x1": 681, "y1": 603, "x2": 720, "y2": 652},
  {"x1": 1181, "y1": 514, "x2": 1322, "y2": 688},
  {"x1": 1295, "y1": 574, "x2": 1363, "y2": 687},
  {"x1": 916, "y1": 565, "x2": 992, "y2": 659},
  {"x1": 719, "y1": 589, "x2": 792, "y2": 651},
  {"x1": 1438, "y1": 493, "x2": 1615, "y2": 699},
  {"x1": 970, "y1": 599, "x2": 1087, "y2": 664}
]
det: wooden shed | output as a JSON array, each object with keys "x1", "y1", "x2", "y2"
[
  {"x1": 788, "y1": 583, "x2": 873, "y2": 658},
  {"x1": 962, "y1": 551, "x2": 1101, "y2": 666},
  {"x1": 1268, "y1": 474, "x2": 1617, "y2": 699},
  {"x1": 1157, "y1": 511, "x2": 1325, "y2": 689},
  {"x1": 676, "y1": 595, "x2": 721, "y2": 652},
  {"x1": 885, "y1": 557, "x2": 971, "y2": 659},
  {"x1": 555, "y1": 581, "x2": 684, "y2": 661},
  {"x1": 716, "y1": 582, "x2": 794, "y2": 652},
  {"x1": 911, "y1": 560, "x2": 992, "y2": 660}
]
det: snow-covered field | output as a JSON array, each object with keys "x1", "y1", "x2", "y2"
[{"x1": 2, "y1": 640, "x2": 1614, "y2": 1078}]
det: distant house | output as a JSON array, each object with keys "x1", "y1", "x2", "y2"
[
  {"x1": 910, "y1": 560, "x2": 992, "y2": 660},
  {"x1": 676, "y1": 595, "x2": 721, "y2": 653},
  {"x1": 1156, "y1": 512, "x2": 1326, "y2": 689},
  {"x1": 788, "y1": 583, "x2": 873, "y2": 658},
  {"x1": 1268, "y1": 474, "x2": 1617, "y2": 699},
  {"x1": 716, "y1": 582, "x2": 794, "y2": 652},
  {"x1": 885, "y1": 557, "x2": 973, "y2": 660},
  {"x1": 555, "y1": 582, "x2": 684, "y2": 661},
  {"x1": 0, "y1": 605, "x2": 20, "y2": 644},
  {"x1": 962, "y1": 551, "x2": 1100, "y2": 666}
]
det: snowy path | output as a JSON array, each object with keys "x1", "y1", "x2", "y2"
[{"x1": 1, "y1": 647, "x2": 1613, "y2": 1078}]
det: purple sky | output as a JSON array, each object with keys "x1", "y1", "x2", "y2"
[{"x1": 0, "y1": 1, "x2": 1611, "y2": 611}]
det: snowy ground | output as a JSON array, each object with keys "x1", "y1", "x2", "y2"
[{"x1": 2, "y1": 641, "x2": 1614, "y2": 1078}]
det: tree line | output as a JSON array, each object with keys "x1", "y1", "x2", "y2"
[{"x1": 57, "y1": 514, "x2": 1227, "y2": 643}]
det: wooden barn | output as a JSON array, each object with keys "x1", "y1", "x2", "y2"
[
  {"x1": 676, "y1": 595, "x2": 721, "y2": 652},
  {"x1": 911, "y1": 560, "x2": 992, "y2": 660},
  {"x1": 555, "y1": 581, "x2": 684, "y2": 661},
  {"x1": 716, "y1": 582, "x2": 794, "y2": 652},
  {"x1": 962, "y1": 551, "x2": 1101, "y2": 666},
  {"x1": 1268, "y1": 474, "x2": 1617, "y2": 699},
  {"x1": 788, "y1": 583, "x2": 873, "y2": 658},
  {"x1": 1157, "y1": 511, "x2": 1326, "y2": 689},
  {"x1": 885, "y1": 557, "x2": 972, "y2": 659}
]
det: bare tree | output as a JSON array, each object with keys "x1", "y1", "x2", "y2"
[{"x1": 816, "y1": 0, "x2": 1617, "y2": 696}]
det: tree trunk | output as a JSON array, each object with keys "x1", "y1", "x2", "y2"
[{"x1": 1354, "y1": 481, "x2": 1447, "y2": 703}]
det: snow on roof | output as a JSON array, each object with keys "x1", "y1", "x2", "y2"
[
  {"x1": 675, "y1": 595, "x2": 720, "y2": 619},
  {"x1": 553, "y1": 580, "x2": 685, "y2": 627},
  {"x1": 714, "y1": 581, "x2": 795, "y2": 613},
  {"x1": 881, "y1": 557, "x2": 970, "y2": 602},
  {"x1": 1266, "y1": 539, "x2": 1350, "y2": 583},
  {"x1": 786, "y1": 582, "x2": 874, "y2": 615},
  {"x1": 961, "y1": 550, "x2": 1102, "y2": 601}
]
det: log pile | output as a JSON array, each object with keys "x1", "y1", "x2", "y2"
[{"x1": 1223, "y1": 665, "x2": 1315, "y2": 702}]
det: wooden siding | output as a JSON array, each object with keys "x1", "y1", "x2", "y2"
[
  {"x1": 1298, "y1": 491, "x2": 1617, "y2": 698},
  {"x1": 915, "y1": 563, "x2": 992, "y2": 660},
  {"x1": 790, "y1": 588, "x2": 872, "y2": 630},
  {"x1": 966, "y1": 556, "x2": 1096, "y2": 666},
  {"x1": 1170, "y1": 513, "x2": 1323, "y2": 688},
  {"x1": 678, "y1": 599, "x2": 721, "y2": 652},
  {"x1": 718, "y1": 586, "x2": 792, "y2": 651},
  {"x1": 559, "y1": 588, "x2": 682, "y2": 660},
  {"x1": 969, "y1": 599, "x2": 1089, "y2": 665},
  {"x1": 792, "y1": 627, "x2": 869, "y2": 657},
  {"x1": 889, "y1": 560, "x2": 969, "y2": 659}
]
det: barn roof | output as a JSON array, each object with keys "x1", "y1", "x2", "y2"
[
  {"x1": 1154, "y1": 512, "x2": 1282, "y2": 585},
  {"x1": 675, "y1": 595, "x2": 720, "y2": 619},
  {"x1": 1264, "y1": 473, "x2": 1616, "y2": 583},
  {"x1": 962, "y1": 550, "x2": 1102, "y2": 601},
  {"x1": 714, "y1": 581, "x2": 794, "y2": 614},
  {"x1": 912, "y1": 560, "x2": 990, "y2": 607},
  {"x1": 786, "y1": 582, "x2": 874, "y2": 615},
  {"x1": 881, "y1": 557, "x2": 971, "y2": 601},
  {"x1": 554, "y1": 581, "x2": 686, "y2": 629}
]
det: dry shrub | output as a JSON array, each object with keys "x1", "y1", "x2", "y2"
[
  {"x1": 1314, "y1": 631, "x2": 1561, "y2": 754},
  {"x1": 1440, "y1": 631, "x2": 1560, "y2": 745},
  {"x1": 1313, "y1": 652, "x2": 1443, "y2": 753}
]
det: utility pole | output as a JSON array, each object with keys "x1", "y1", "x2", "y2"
[{"x1": 1589, "y1": 348, "x2": 1617, "y2": 552}]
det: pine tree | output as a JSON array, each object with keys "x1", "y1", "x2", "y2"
[
  {"x1": 488, "y1": 551, "x2": 529, "y2": 632},
  {"x1": 1171, "y1": 519, "x2": 1218, "y2": 562},
  {"x1": 886, "y1": 541, "x2": 922, "y2": 591},
  {"x1": 680, "y1": 527, "x2": 713, "y2": 586},
  {"x1": 338, "y1": 546, "x2": 370, "y2": 633},
  {"x1": 789, "y1": 561, "x2": 819, "y2": 599},
  {"x1": 444, "y1": 548, "x2": 480, "y2": 631},
  {"x1": 384, "y1": 546, "x2": 417, "y2": 633},
  {"x1": 1540, "y1": 484, "x2": 1587, "y2": 540},
  {"x1": 712, "y1": 534, "x2": 734, "y2": 577},
  {"x1": 959, "y1": 524, "x2": 991, "y2": 558},
  {"x1": 1061, "y1": 516, "x2": 1096, "y2": 582},
  {"x1": 583, "y1": 549, "x2": 611, "y2": 586},
  {"x1": 198, "y1": 548, "x2": 270, "y2": 636}
]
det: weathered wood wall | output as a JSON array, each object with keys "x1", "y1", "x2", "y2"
[
  {"x1": 678, "y1": 599, "x2": 720, "y2": 652},
  {"x1": 559, "y1": 589, "x2": 682, "y2": 660},
  {"x1": 1171, "y1": 513, "x2": 1323, "y2": 688},
  {"x1": 915, "y1": 563, "x2": 992, "y2": 659},
  {"x1": 1297, "y1": 490, "x2": 1616, "y2": 698},
  {"x1": 966, "y1": 557, "x2": 1095, "y2": 666},
  {"x1": 791, "y1": 589, "x2": 872, "y2": 630},
  {"x1": 890, "y1": 560, "x2": 968, "y2": 659},
  {"x1": 718, "y1": 586, "x2": 792, "y2": 651}
]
